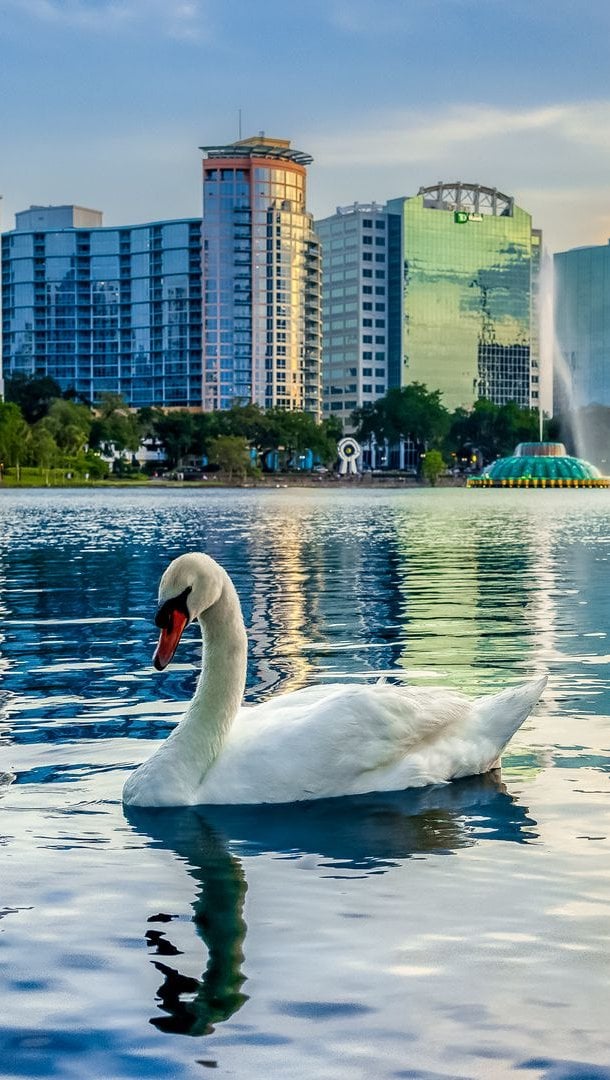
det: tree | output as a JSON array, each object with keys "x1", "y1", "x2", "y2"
[
  {"x1": 30, "y1": 425, "x2": 59, "y2": 482},
  {"x1": 151, "y1": 411, "x2": 195, "y2": 467},
  {"x1": 259, "y1": 408, "x2": 341, "y2": 466},
  {"x1": 353, "y1": 384, "x2": 450, "y2": 450},
  {"x1": 41, "y1": 399, "x2": 92, "y2": 456},
  {"x1": 4, "y1": 373, "x2": 63, "y2": 424},
  {"x1": 422, "y1": 449, "x2": 445, "y2": 486},
  {"x1": 447, "y1": 399, "x2": 540, "y2": 463},
  {"x1": 207, "y1": 436, "x2": 251, "y2": 480},
  {"x1": 89, "y1": 394, "x2": 142, "y2": 454},
  {"x1": 0, "y1": 402, "x2": 31, "y2": 473}
]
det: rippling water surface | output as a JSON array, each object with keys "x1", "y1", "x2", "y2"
[{"x1": 1, "y1": 487, "x2": 609, "y2": 1079}]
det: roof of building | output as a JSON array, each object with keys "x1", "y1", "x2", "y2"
[
  {"x1": 200, "y1": 135, "x2": 312, "y2": 166},
  {"x1": 417, "y1": 182, "x2": 514, "y2": 218}
]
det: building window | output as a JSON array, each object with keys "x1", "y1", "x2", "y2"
[
  {"x1": 363, "y1": 235, "x2": 373, "y2": 245},
  {"x1": 375, "y1": 286, "x2": 385, "y2": 295},
  {"x1": 363, "y1": 302, "x2": 372, "y2": 310},
  {"x1": 363, "y1": 270, "x2": 372, "y2": 278},
  {"x1": 375, "y1": 270, "x2": 385, "y2": 279},
  {"x1": 375, "y1": 254, "x2": 385, "y2": 262},
  {"x1": 375, "y1": 220, "x2": 385, "y2": 229},
  {"x1": 363, "y1": 335, "x2": 373, "y2": 343},
  {"x1": 363, "y1": 384, "x2": 372, "y2": 393},
  {"x1": 363, "y1": 219, "x2": 372, "y2": 228},
  {"x1": 375, "y1": 366, "x2": 385, "y2": 376},
  {"x1": 363, "y1": 318, "x2": 373, "y2": 327},
  {"x1": 362, "y1": 253, "x2": 372, "y2": 262},
  {"x1": 363, "y1": 285, "x2": 372, "y2": 294},
  {"x1": 375, "y1": 384, "x2": 385, "y2": 394},
  {"x1": 363, "y1": 367, "x2": 372, "y2": 376}
]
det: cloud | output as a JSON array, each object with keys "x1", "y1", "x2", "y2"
[
  {"x1": 305, "y1": 102, "x2": 610, "y2": 167},
  {"x1": 303, "y1": 101, "x2": 610, "y2": 251},
  {"x1": 0, "y1": 0, "x2": 207, "y2": 40}
]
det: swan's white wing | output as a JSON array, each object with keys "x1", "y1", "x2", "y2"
[
  {"x1": 238, "y1": 682, "x2": 359, "y2": 722},
  {"x1": 196, "y1": 683, "x2": 474, "y2": 804}
]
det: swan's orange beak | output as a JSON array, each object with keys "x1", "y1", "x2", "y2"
[{"x1": 153, "y1": 608, "x2": 188, "y2": 671}]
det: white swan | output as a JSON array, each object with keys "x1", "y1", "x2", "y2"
[{"x1": 122, "y1": 553, "x2": 547, "y2": 808}]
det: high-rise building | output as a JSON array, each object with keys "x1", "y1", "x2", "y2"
[
  {"x1": 200, "y1": 136, "x2": 322, "y2": 417},
  {"x1": 315, "y1": 202, "x2": 401, "y2": 427},
  {"x1": 1, "y1": 207, "x2": 202, "y2": 408},
  {"x1": 387, "y1": 183, "x2": 541, "y2": 412},
  {"x1": 554, "y1": 243, "x2": 610, "y2": 409}
]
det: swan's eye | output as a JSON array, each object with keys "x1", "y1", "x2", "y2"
[{"x1": 155, "y1": 586, "x2": 192, "y2": 629}]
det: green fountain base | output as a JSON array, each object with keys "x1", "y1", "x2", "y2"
[{"x1": 467, "y1": 442, "x2": 610, "y2": 489}]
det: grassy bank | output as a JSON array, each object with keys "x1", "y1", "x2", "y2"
[{"x1": 1, "y1": 468, "x2": 466, "y2": 490}]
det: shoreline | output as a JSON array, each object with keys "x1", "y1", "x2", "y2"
[{"x1": 0, "y1": 475, "x2": 468, "y2": 491}]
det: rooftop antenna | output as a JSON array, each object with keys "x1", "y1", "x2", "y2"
[{"x1": 238, "y1": 108, "x2": 242, "y2": 140}]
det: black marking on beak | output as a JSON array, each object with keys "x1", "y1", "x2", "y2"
[{"x1": 155, "y1": 586, "x2": 193, "y2": 629}]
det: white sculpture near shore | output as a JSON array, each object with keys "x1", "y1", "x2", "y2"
[{"x1": 337, "y1": 437, "x2": 361, "y2": 475}]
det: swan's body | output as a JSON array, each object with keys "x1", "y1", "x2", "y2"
[{"x1": 122, "y1": 553, "x2": 546, "y2": 808}]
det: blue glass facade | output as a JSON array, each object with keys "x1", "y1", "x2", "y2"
[
  {"x1": 1, "y1": 216, "x2": 203, "y2": 408},
  {"x1": 554, "y1": 243, "x2": 610, "y2": 409}
]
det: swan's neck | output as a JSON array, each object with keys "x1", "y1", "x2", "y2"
[{"x1": 178, "y1": 577, "x2": 247, "y2": 775}]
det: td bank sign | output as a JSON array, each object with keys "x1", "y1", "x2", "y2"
[{"x1": 454, "y1": 211, "x2": 483, "y2": 223}]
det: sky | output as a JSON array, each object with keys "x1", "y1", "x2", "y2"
[{"x1": 1, "y1": 0, "x2": 610, "y2": 252}]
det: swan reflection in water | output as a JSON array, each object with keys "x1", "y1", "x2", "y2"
[{"x1": 125, "y1": 772, "x2": 537, "y2": 1038}]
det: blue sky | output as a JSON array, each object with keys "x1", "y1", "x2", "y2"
[{"x1": 1, "y1": 0, "x2": 609, "y2": 251}]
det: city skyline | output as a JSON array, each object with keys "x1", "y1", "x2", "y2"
[{"x1": 1, "y1": 1, "x2": 610, "y2": 253}]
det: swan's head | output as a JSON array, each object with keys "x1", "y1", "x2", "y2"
[{"x1": 153, "y1": 553, "x2": 223, "y2": 671}]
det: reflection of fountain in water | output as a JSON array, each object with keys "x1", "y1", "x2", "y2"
[{"x1": 539, "y1": 257, "x2": 587, "y2": 459}]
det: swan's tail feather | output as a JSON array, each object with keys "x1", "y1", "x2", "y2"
[{"x1": 473, "y1": 675, "x2": 547, "y2": 752}]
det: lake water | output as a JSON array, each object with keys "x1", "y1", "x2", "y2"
[{"x1": 1, "y1": 487, "x2": 609, "y2": 1080}]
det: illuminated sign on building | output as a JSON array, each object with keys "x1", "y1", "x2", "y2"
[{"x1": 454, "y1": 211, "x2": 483, "y2": 223}]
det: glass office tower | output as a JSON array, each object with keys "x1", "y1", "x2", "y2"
[
  {"x1": 554, "y1": 243, "x2": 610, "y2": 409},
  {"x1": 200, "y1": 136, "x2": 322, "y2": 417},
  {"x1": 1, "y1": 207, "x2": 203, "y2": 408},
  {"x1": 387, "y1": 183, "x2": 541, "y2": 411}
]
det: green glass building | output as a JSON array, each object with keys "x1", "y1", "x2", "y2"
[{"x1": 387, "y1": 183, "x2": 541, "y2": 411}]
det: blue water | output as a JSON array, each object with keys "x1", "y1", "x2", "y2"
[{"x1": 1, "y1": 488, "x2": 609, "y2": 1080}]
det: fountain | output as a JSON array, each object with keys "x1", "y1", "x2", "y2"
[
  {"x1": 539, "y1": 255, "x2": 589, "y2": 459},
  {"x1": 468, "y1": 255, "x2": 609, "y2": 488},
  {"x1": 467, "y1": 441, "x2": 609, "y2": 488}
]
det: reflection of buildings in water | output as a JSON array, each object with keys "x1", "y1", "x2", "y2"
[
  {"x1": 0, "y1": 556, "x2": 15, "y2": 759},
  {"x1": 247, "y1": 515, "x2": 319, "y2": 698},
  {"x1": 520, "y1": 513, "x2": 585, "y2": 720},
  {"x1": 126, "y1": 773, "x2": 536, "y2": 1039},
  {"x1": 391, "y1": 511, "x2": 480, "y2": 689},
  {"x1": 0, "y1": 555, "x2": 10, "y2": 678},
  {"x1": 246, "y1": 506, "x2": 399, "y2": 697},
  {"x1": 390, "y1": 506, "x2": 560, "y2": 702}
]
